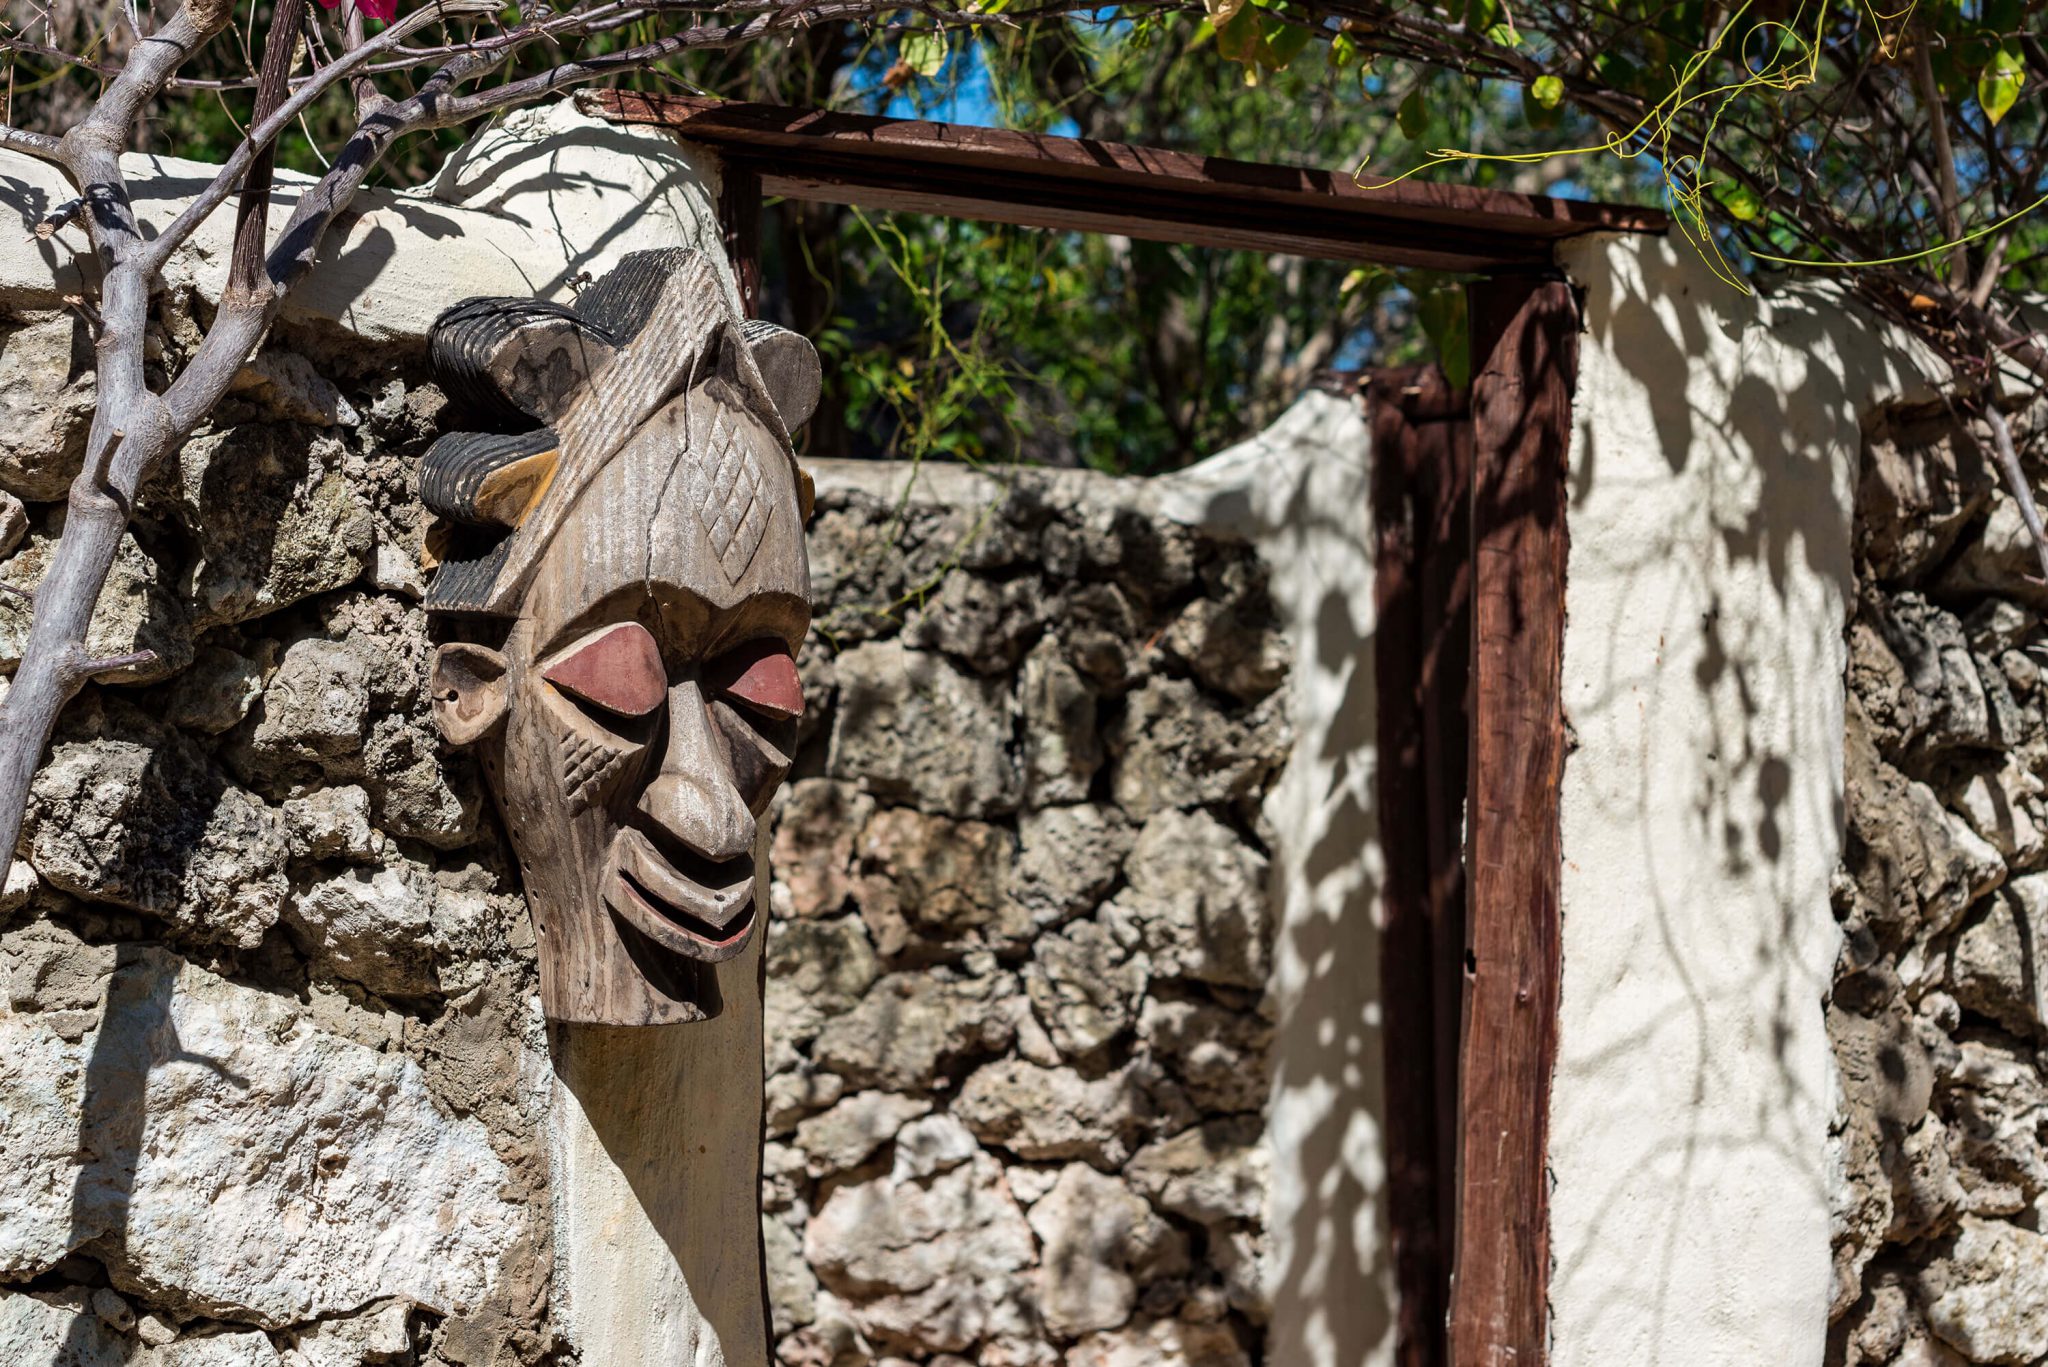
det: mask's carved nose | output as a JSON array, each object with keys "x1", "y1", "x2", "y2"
[{"x1": 636, "y1": 679, "x2": 755, "y2": 861}]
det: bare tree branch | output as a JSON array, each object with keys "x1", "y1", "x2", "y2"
[
  {"x1": 141, "y1": 0, "x2": 495, "y2": 278},
  {"x1": 1984, "y1": 403, "x2": 2048, "y2": 585}
]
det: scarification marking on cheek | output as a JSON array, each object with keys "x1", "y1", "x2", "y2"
[{"x1": 560, "y1": 727, "x2": 642, "y2": 814}]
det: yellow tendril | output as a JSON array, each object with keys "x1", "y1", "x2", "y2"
[{"x1": 1349, "y1": 0, "x2": 2033, "y2": 296}]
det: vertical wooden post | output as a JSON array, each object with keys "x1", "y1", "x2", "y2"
[
  {"x1": 1371, "y1": 366, "x2": 1471, "y2": 1367},
  {"x1": 1450, "y1": 275, "x2": 1576, "y2": 1367},
  {"x1": 719, "y1": 164, "x2": 763, "y2": 319}
]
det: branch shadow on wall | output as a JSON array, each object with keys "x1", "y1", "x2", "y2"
[
  {"x1": 1538, "y1": 245, "x2": 1940, "y2": 1364},
  {"x1": 56, "y1": 943, "x2": 245, "y2": 1367}
]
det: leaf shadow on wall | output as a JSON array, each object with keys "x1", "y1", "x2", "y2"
[
  {"x1": 1540, "y1": 247, "x2": 1940, "y2": 1364},
  {"x1": 1165, "y1": 394, "x2": 1394, "y2": 1367}
]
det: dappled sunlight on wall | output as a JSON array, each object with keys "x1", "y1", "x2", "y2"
[
  {"x1": 1162, "y1": 391, "x2": 1391, "y2": 1367},
  {"x1": 1548, "y1": 233, "x2": 1947, "y2": 1367}
]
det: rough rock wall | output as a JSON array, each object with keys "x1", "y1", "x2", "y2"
[
  {"x1": 0, "y1": 299, "x2": 1295, "y2": 1366},
  {"x1": 1829, "y1": 399, "x2": 2048, "y2": 1366},
  {"x1": 762, "y1": 462, "x2": 1291, "y2": 1367},
  {"x1": 0, "y1": 303, "x2": 557, "y2": 1367}
]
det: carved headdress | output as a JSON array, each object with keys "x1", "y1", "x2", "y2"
[{"x1": 419, "y1": 247, "x2": 818, "y2": 612}]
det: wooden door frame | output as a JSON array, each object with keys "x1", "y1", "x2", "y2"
[
  {"x1": 1368, "y1": 275, "x2": 1577, "y2": 1366},
  {"x1": 591, "y1": 94, "x2": 1598, "y2": 1365}
]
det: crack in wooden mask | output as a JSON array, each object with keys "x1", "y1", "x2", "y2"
[{"x1": 420, "y1": 248, "x2": 820, "y2": 1026}]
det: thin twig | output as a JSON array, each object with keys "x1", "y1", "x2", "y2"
[
  {"x1": 1912, "y1": 31, "x2": 1968, "y2": 286},
  {"x1": 1984, "y1": 403, "x2": 2048, "y2": 585}
]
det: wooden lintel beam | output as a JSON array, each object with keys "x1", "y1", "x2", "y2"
[{"x1": 582, "y1": 92, "x2": 1666, "y2": 272}]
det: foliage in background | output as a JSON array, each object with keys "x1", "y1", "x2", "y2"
[
  {"x1": 770, "y1": 27, "x2": 1640, "y2": 468},
  {"x1": 5, "y1": 0, "x2": 2047, "y2": 471}
]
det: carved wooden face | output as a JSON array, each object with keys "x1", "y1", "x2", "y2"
[
  {"x1": 500, "y1": 388, "x2": 808, "y2": 1024},
  {"x1": 426, "y1": 263, "x2": 816, "y2": 1026}
]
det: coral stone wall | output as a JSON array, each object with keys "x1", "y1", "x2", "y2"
[
  {"x1": 763, "y1": 462, "x2": 1291, "y2": 1367},
  {"x1": 0, "y1": 298, "x2": 1295, "y2": 1366},
  {"x1": 0, "y1": 309, "x2": 558, "y2": 1367},
  {"x1": 1830, "y1": 399, "x2": 2048, "y2": 1366}
]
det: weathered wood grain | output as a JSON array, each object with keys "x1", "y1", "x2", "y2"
[
  {"x1": 423, "y1": 250, "x2": 820, "y2": 1026},
  {"x1": 584, "y1": 93, "x2": 1668, "y2": 272},
  {"x1": 1450, "y1": 275, "x2": 1576, "y2": 1367},
  {"x1": 1369, "y1": 364, "x2": 1469, "y2": 1367}
]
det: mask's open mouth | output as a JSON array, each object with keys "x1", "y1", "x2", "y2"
[{"x1": 602, "y1": 828, "x2": 757, "y2": 963}]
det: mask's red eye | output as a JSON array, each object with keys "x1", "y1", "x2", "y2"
[
  {"x1": 707, "y1": 639, "x2": 804, "y2": 721},
  {"x1": 542, "y1": 622, "x2": 667, "y2": 717}
]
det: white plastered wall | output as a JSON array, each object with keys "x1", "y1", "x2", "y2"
[
  {"x1": 0, "y1": 99, "x2": 737, "y2": 335},
  {"x1": 1549, "y1": 233, "x2": 1945, "y2": 1366},
  {"x1": 1160, "y1": 392, "x2": 1394, "y2": 1367}
]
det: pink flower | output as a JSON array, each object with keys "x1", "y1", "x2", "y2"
[{"x1": 315, "y1": 0, "x2": 398, "y2": 20}]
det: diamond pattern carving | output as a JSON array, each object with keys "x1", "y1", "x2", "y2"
[{"x1": 694, "y1": 412, "x2": 771, "y2": 583}]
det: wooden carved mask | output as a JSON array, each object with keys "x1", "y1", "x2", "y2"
[{"x1": 419, "y1": 249, "x2": 820, "y2": 1026}]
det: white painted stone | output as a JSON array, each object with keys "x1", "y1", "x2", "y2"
[
  {"x1": 0, "y1": 1289, "x2": 125, "y2": 1367},
  {"x1": 892, "y1": 1113, "x2": 980, "y2": 1183},
  {"x1": 795, "y1": 1090, "x2": 932, "y2": 1178},
  {"x1": 0, "y1": 948, "x2": 519, "y2": 1326},
  {"x1": 145, "y1": 1331, "x2": 283, "y2": 1367},
  {"x1": 0, "y1": 99, "x2": 728, "y2": 346},
  {"x1": 1924, "y1": 1217, "x2": 2048, "y2": 1362},
  {"x1": 806, "y1": 1150, "x2": 1037, "y2": 1353},
  {"x1": 1027, "y1": 1163, "x2": 1183, "y2": 1340}
]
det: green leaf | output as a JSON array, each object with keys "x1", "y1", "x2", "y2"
[
  {"x1": 1398, "y1": 88, "x2": 1428, "y2": 138},
  {"x1": 900, "y1": 31, "x2": 946, "y2": 77},
  {"x1": 1531, "y1": 73, "x2": 1564, "y2": 108},
  {"x1": 1464, "y1": 0, "x2": 1498, "y2": 32},
  {"x1": 1417, "y1": 287, "x2": 1471, "y2": 392},
  {"x1": 1484, "y1": 19, "x2": 1520, "y2": 47},
  {"x1": 1264, "y1": 17, "x2": 1312, "y2": 70},
  {"x1": 1714, "y1": 181, "x2": 1762, "y2": 222},
  {"x1": 1979, "y1": 43, "x2": 2024, "y2": 126},
  {"x1": 1204, "y1": 0, "x2": 1248, "y2": 26},
  {"x1": 1521, "y1": 84, "x2": 1561, "y2": 130},
  {"x1": 1214, "y1": 6, "x2": 1261, "y2": 66}
]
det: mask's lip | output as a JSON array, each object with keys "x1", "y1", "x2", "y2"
[{"x1": 602, "y1": 828, "x2": 756, "y2": 963}]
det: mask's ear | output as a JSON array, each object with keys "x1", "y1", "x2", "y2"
[
  {"x1": 431, "y1": 643, "x2": 511, "y2": 746},
  {"x1": 742, "y1": 320, "x2": 822, "y2": 434}
]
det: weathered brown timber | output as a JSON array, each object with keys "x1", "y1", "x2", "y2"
[
  {"x1": 720, "y1": 163, "x2": 764, "y2": 318},
  {"x1": 1370, "y1": 365, "x2": 1471, "y2": 1367},
  {"x1": 1451, "y1": 275, "x2": 1576, "y2": 1366},
  {"x1": 582, "y1": 93, "x2": 1667, "y2": 273}
]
